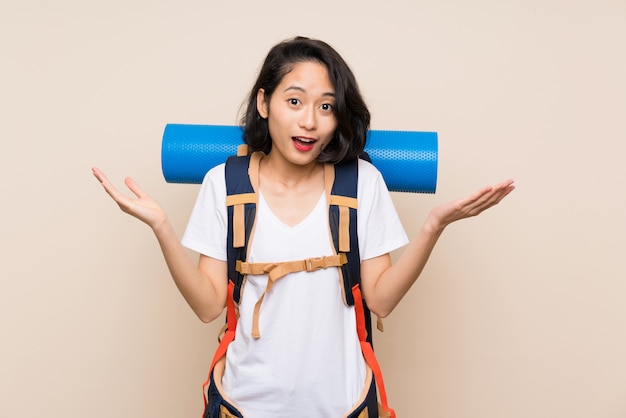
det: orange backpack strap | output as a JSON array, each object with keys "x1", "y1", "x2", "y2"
[
  {"x1": 353, "y1": 284, "x2": 396, "y2": 418},
  {"x1": 328, "y1": 158, "x2": 396, "y2": 417},
  {"x1": 201, "y1": 153, "x2": 262, "y2": 411},
  {"x1": 203, "y1": 281, "x2": 237, "y2": 408}
]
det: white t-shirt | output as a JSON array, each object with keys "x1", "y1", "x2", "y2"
[{"x1": 182, "y1": 159, "x2": 408, "y2": 417}]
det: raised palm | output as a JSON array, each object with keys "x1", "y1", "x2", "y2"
[{"x1": 92, "y1": 167, "x2": 167, "y2": 229}]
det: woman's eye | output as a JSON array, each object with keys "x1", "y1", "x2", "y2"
[
  {"x1": 289, "y1": 98, "x2": 300, "y2": 106},
  {"x1": 320, "y1": 103, "x2": 333, "y2": 112}
]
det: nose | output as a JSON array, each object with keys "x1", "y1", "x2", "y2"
[{"x1": 298, "y1": 106, "x2": 317, "y2": 131}]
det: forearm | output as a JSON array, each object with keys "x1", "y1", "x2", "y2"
[
  {"x1": 367, "y1": 215, "x2": 445, "y2": 318},
  {"x1": 91, "y1": 167, "x2": 228, "y2": 321},
  {"x1": 364, "y1": 179, "x2": 515, "y2": 317},
  {"x1": 152, "y1": 218, "x2": 226, "y2": 323}
]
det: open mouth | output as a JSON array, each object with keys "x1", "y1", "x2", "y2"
[{"x1": 292, "y1": 136, "x2": 317, "y2": 151}]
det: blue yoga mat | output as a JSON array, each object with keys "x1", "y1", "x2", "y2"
[{"x1": 161, "y1": 124, "x2": 438, "y2": 193}]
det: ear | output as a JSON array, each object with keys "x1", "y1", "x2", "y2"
[{"x1": 256, "y1": 88, "x2": 269, "y2": 119}]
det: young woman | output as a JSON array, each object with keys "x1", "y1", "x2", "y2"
[{"x1": 92, "y1": 36, "x2": 514, "y2": 418}]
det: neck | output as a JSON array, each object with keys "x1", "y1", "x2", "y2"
[{"x1": 261, "y1": 153, "x2": 324, "y2": 190}]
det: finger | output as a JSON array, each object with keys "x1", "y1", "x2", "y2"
[
  {"x1": 469, "y1": 179, "x2": 514, "y2": 200},
  {"x1": 467, "y1": 181, "x2": 515, "y2": 213},
  {"x1": 91, "y1": 167, "x2": 110, "y2": 185},
  {"x1": 487, "y1": 180, "x2": 515, "y2": 203},
  {"x1": 456, "y1": 180, "x2": 513, "y2": 215},
  {"x1": 124, "y1": 177, "x2": 146, "y2": 199},
  {"x1": 463, "y1": 185, "x2": 496, "y2": 207},
  {"x1": 92, "y1": 167, "x2": 117, "y2": 195},
  {"x1": 92, "y1": 167, "x2": 132, "y2": 205},
  {"x1": 493, "y1": 178, "x2": 515, "y2": 189}
]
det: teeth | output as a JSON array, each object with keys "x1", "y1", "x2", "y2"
[{"x1": 295, "y1": 137, "x2": 314, "y2": 143}]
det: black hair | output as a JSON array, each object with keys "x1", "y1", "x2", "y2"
[{"x1": 240, "y1": 36, "x2": 370, "y2": 164}]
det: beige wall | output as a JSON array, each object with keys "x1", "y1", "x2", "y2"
[{"x1": 2, "y1": 1, "x2": 625, "y2": 417}]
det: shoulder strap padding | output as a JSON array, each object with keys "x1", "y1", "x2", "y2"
[
  {"x1": 327, "y1": 159, "x2": 361, "y2": 307},
  {"x1": 225, "y1": 152, "x2": 262, "y2": 303}
]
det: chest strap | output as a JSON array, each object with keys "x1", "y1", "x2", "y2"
[{"x1": 237, "y1": 253, "x2": 348, "y2": 339}]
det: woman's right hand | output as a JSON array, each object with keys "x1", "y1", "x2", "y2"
[{"x1": 92, "y1": 167, "x2": 167, "y2": 230}]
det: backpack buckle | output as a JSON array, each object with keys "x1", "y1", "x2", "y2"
[
  {"x1": 305, "y1": 257, "x2": 326, "y2": 272},
  {"x1": 304, "y1": 254, "x2": 347, "y2": 272}
]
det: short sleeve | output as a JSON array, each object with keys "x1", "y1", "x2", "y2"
[
  {"x1": 357, "y1": 159, "x2": 409, "y2": 261},
  {"x1": 181, "y1": 164, "x2": 228, "y2": 261}
]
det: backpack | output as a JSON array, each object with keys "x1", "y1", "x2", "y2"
[{"x1": 203, "y1": 148, "x2": 396, "y2": 418}]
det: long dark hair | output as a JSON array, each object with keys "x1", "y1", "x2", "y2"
[{"x1": 241, "y1": 36, "x2": 370, "y2": 164}]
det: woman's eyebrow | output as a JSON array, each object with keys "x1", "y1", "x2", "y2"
[{"x1": 283, "y1": 86, "x2": 336, "y2": 97}]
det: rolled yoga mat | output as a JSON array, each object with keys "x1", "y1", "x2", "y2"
[{"x1": 162, "y1": 124, "x2": 438, "y2": 193}]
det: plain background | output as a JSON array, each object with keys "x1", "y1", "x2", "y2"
[{"x1": 2, "y1": 1, "x2": 625, "y2": 417}]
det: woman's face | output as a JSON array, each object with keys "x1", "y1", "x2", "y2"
[{"x1": 257, "y1": 61, "x2": 338, "y2": 168}]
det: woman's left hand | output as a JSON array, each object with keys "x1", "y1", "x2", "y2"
[{"x1": 427, "y1": 179, "x2": 516, "y2": 230}]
